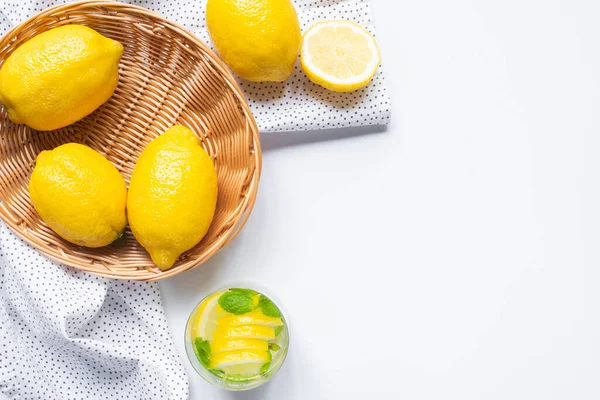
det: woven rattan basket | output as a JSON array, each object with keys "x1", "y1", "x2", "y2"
[{"x1": 0, "y1": 1, "x2": 261, "y2": 280}]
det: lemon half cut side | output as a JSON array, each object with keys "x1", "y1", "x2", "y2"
[{"x1": 301, "y1": 20, "x2": 381, "y2": 93}]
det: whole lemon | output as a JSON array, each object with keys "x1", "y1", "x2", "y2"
[
  {"x1": 206, "y1": 0, "x2": 301, "y2": 82},
  {"x1": 0, "y1": 25, "x2": 123, "y2": 131},
  {"x1": 28, "y1": 143, "x2": 127, "y2": 248},
  {"x1": 127, "y1": 125, "x2": 218, "y2": 270}
]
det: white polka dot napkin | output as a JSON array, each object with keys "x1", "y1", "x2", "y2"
[
  {"x1": 0, "y1": 224, "x2": 189, "y2": 399},
  {"x1": 0, "y1": 0, "x2": 389, "y2": 399}
]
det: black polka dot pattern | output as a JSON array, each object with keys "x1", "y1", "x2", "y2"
[
  {"x1": 0, "y1": 223, "x2": 189, "y2": 399},
  {"x1": 0, "y1": 0, "x2": 391, "y2": 133},
  {"x1": 238, "y1": 1, "x2": 392, "y2": 132}
]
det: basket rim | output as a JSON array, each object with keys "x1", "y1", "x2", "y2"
[{"x1": 0, "y1": 0, "x2": 262, "y2": 281}]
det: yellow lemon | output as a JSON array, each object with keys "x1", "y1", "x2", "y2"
[
  {"x1": 127, "y1": 125, "x2": 218, "y2": 270},
  {"x1": 0, "y1": 24, "x2": 123, "y2": 131},
  {"x1": 301, "y1": 20, "x2": 380, "y2": 92},
  {"x1": 28, "y1": 143, "x2": 127, "y2": 248},
  {"x1": 206, "y1": 0, "x2": 301, "y2": 82}
]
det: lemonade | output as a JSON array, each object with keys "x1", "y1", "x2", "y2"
[{"x1": 185, "y1": 288, "x2": 289, "y2": 390}]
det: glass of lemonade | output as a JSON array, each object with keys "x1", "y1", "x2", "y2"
[{"x1": 185, "y1": 288, "x2": 289, "y2": 390}]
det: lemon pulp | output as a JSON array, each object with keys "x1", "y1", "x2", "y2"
[{"x1": 301, "y1": 20, "x2": 381, "y2": 92}]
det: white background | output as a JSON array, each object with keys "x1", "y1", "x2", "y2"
[{"x1": 159, "y1": 0, "x2": 600, "y2": 399}]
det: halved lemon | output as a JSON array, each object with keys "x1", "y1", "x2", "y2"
[{"x1": 301, "y1": 20, "x2": 380, "y2": 92}]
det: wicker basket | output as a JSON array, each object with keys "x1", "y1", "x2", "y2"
[{"x1": 0, "y1": 1, "x2": 261, "y2": 280}]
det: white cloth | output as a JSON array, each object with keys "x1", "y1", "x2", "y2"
[
  {"x1": 0, "y1": 1, "x2": 390, "y2": 399},
  {"x1": 0, "y1": 224, "x2": 189, "y2": 400}
]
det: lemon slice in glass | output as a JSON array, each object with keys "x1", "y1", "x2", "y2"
[
  {"x1": 218, "y1": 311, "x2": 283, "y2": 328},
  {"x1": 301, "y1": 20, "x2": 380, "y2": 92},
  {"x1": 211, "y1": 338, "x2": 269, "y2": 355},
  {"x1": 192, "y1": 291, "x2": 227, "y2": 342},
  {"x1": 213, "y1": 324, "x2": 276, "y2": 341},
  {"x1": 211, "y1": 350, "x2": 272, "y2": 377}
]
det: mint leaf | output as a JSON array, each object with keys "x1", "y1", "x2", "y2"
[
  {"x1": 274, "y1": 325, "x2": 284, "y2": 336},
  {"x1": 269, "y1": 343, "x2": 281, "y2": 352},
  {"x1": 218, "y1": 291, "x2": 254, "y2": 315},
  {"x1": 230, "y1": 288, "x2": 258, "y2": 297},
  {"x1": 260, "y1": 363, "x2": 271, "y2": 375},
  {"x1": 258, "y1": 295, "x2": 281, "y2": 318},
  {"x1": 195, "y1": 338, "x2": 211, "y2": 367}
]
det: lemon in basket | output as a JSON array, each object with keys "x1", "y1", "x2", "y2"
[
  {"x1": 127, "y1": 125, "x2": 218, "y2": 270},
  {"x1": 206, "y1": 0, "x2": 301, "y2": 82},
  {"x1": 301, "y1": 20, "x2": 380, "y2": 92},
  {"x1": 0, "y1": 24, "x2": 123, "y2": 131},
  {"x1": 28, "y1": 143, "x2": 127, "y2": 248}
]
